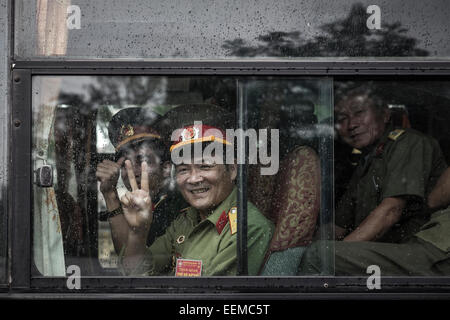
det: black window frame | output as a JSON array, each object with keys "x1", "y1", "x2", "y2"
[{"x1": 9, "y1": 60, "x2": 450, "y2": 298}]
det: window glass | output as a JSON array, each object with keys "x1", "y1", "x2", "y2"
[
  {"x1": 31, "y1": 75, "x2": 334, "y2": 278},
  {"x1": 32, "y1": 76, "x2": 450, "y2": 280},
  {"x1": 246, "y1": 79, "x2": 334, "y2": 276},
  {"x1": 15, "y1": 0, "x2": 450, "y2": 60},
  {"x1": 324, "y1": 80, "x2": 450, "y2": 277},
  {"x1": 32, "y1": 75, "x2": 238, "y2": 277}
]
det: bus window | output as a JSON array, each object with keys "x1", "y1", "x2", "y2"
[
  {"x1": 30, "y1": 75, "x2": 450, "y2": 281},
  {"x1": 300, "y1": 79, "x2": 450, "y2": 277},
  {"x1": 246, "y1": 79, "x2": 334, "y2": 276},
  {"x1": 32, "y1": 76, "x2": 238, "y2": 276},
  {"x1": 31, "y1": 75, "x2": 336, "y2": 278}
]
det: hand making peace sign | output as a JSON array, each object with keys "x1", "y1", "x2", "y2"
[{"x1": 120, "y1": 160, "x2": 153, "y2": 232}]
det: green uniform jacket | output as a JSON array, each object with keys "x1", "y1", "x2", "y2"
[
  {"x1": 415, "y1": 207, "x2": 450, "y2": 253},
  {"x1": 123, "y1": 187, "x2": 274, "y2": 276},
  {"x1": 336, "y1": 127, "x2": 447, "y2": 243},
  {"x1": 145, "y1": 190, "x2": 188, "y2": 246}
]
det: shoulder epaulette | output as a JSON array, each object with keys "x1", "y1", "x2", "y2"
[
  {"x1": 350, "y1": 148, "x2": 362, "y2": 166},
  {"x1": 388, "y1": 129, "x2": 405, "y2": 141},
  {"x1": 179, "y1": 207, "x2": 190, "y2": 213}
]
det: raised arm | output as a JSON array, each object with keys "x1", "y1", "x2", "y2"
[
  {"x1": 96, "y1": 157, "x2": 131, "y2": 253},
  {"x1": 121, "y1": 160, "x2": 154, "y2": 273}
]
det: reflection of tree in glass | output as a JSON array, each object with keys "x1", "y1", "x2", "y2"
[
  {"x1": 223, "y1": 3, "x2": 429, "y2": 57},
  {"x1": 87, "y1": 76, "x2": 236, "y2": 113},
  {"x1": 87, "y1": 77, "x2": 167, "y2": 108},
  {"x1": 223, "y1": 3, "x2": 430, "y2": 208}
]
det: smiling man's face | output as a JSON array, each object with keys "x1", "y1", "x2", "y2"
[
  {"x1": 175, "y1": 155, "x2": 237, "y2": 216},
  {"x1": 335, "y1": 94, "x2": 390, "y2": 150}
]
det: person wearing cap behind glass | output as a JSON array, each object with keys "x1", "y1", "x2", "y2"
[
  {"x1": 297, "y1": 84, "x2": 450, "y2": 276},
  {"x1": 96, "y1": 107, "x2": 186, "y2": 255},
  {"x1": 120, "y1": 104, "x2": 274, "y2": 276}
]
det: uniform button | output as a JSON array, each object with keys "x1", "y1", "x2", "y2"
[{"x1": 177, "y1": 235, "x2": 185, "y2": 244}]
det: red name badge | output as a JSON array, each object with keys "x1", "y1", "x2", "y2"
[{"x1": 175, "y1": 259, "x2": 203, "y2": 277}]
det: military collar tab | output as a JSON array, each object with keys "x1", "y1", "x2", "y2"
[{"x1": 206, "y1": 187, "x2": 237, "y2": 227}]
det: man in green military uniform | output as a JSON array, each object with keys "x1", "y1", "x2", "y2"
[
  {"x1": 333, "y1": 84, "x2": 446, "y2": 243},
  {"x1": 297, "y1": 83, "x2": 449, "y2": 275},
  {"x1": 96, "y1": 107, "x2": 186, "y2": 254},
  {"x1": 120, "y1": 104, "x2": 274, "y2": 276}
]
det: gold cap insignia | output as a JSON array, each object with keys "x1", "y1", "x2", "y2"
[
  {"x1": 120, "y1": 124, "x2": 135, "y2": 138},
  {"x1": 181, "y1": 126, "x2": 199, "y2": 141}
]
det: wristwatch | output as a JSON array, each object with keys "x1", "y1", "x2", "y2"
[{"x1": 99, "y1": 206, "x2": 123, "y2": 221}]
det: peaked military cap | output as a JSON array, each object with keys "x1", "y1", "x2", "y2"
[
  {"x1": 108, "y1": 107, "x2": 162, "y2": 153},
  {"x1": 157, "y1": 103, "x2": 235, "y2": 152}
]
